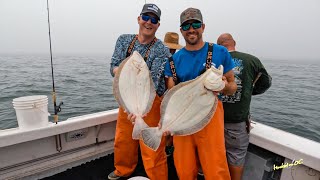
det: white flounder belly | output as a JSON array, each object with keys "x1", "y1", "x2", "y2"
[
  {"x1": 140, "y1": 65, "x2": 225, "y2": 150},
  {"x1": 114, "y1": 51, "x2": 155, "y2": 115},
  {"x1": 160, "y1": 65, "x2": 225, "y2": 136},
  {"x1": 113, "y1": 51, "x2": 156, "y2": 139}
]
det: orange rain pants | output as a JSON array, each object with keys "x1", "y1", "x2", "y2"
[
  {"x1": 113, "y1": 95, "x2": 168, "y2": 180},
  {"x1": 173, "y1": 101, "x2": 231, "y2": 180}
]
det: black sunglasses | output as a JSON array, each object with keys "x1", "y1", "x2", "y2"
[
  {"x1": 181, "y1": 22, "x2": 202, "y2": 31},
  {"x1": 141, "y1": 14, "x2": 159, "y2": 24}
]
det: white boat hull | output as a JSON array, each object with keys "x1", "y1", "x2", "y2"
[{"x1": 0, "y1": 109, "x2": 319, "y2": 180}]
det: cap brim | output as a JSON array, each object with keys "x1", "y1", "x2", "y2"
[
  {"x1": 140, "y1": 11, "x2": 160, "y2": 20},
  {"x1": 180, "y1": 18, "x2": 202, "y2": 26},
  {"x1": 164, "y1": 42, "x2": 183, "y2": 50}
]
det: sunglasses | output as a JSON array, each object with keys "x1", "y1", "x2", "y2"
[
  {"x1": 181, "y1": 22, "x2": 202, "y2": 31},
  {"x1": 141, "y1": 14, "x2": 159, "y2": 24}
]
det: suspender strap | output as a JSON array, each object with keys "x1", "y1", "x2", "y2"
[
  {"x1": 169, "y1": 56, "x2": 178, "y2": 84},
  {"x1": 126, "y1": 35, "x2": 138, "y2": 58},
  {"x1": 199, "y1": 42, "x2": 214, "y2": 75},
  {"x1": 205, "y1": 43, "x2": 214, "y2": 70},
  {"x1": 144, "y1": 37, "x2": 157, "y2": 61},
  {"x1": 126, "y1": 34, "x2": 157, "y2": 61}
]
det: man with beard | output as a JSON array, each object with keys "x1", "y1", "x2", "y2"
[
  {"x1": 163, "y1": 7, "x2": 237, "y2": 180},
  {"x1": 108, "y1": 3, "x2": 170, "y2": 180}
]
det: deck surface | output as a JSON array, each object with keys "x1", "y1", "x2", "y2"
[{"x1": 42, "y1": 152, "x2": 205, "y2": 180}]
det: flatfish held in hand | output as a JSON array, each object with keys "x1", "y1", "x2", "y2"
[
  {"x1": 113, "y1": 51, "x2": 156, "y2": 140},
  {"x1": 141, "y1": 65, "x2": 225, "y2": 151}
]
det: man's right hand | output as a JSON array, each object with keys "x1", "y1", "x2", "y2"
[
  {"x1": 158, "y1": 123, "x2": 172, "y2": 136},
  {"x1": 113, "y1": 67, "x2": 119, "y2": 76},
  {"x1": 127, "y1": 113, "x2": 136, "y2": 125},
  {"x1": 246, "y1": 117, "x2": 251, "y2": 134},
  {"x1": 125, "y1": 110, "x2": 147, "y2": 125}
]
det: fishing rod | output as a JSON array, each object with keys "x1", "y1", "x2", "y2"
[
  {"x1": 46, "y1": 0, "x2": 63, "y2": 152},
  {"x1": 46, "y1": 0, "x2": 63, "y2": 124}
]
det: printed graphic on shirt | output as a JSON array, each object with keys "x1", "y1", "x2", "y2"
[
  {"x1": 202, "y1": 62, "x2": 216, "y2": 68},
  {"x1": 221, "y1": 58, "x2": 243, "y2": 103}
]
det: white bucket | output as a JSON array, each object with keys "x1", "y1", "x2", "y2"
[{"x1": 13, "y1": 95, "x2": 50, "y2": 130}]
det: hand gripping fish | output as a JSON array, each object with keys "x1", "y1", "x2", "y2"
[
  {"x1": 141, "y1": 66, "x2": 225, "y2": 151},
  {"x1": 113, "y1": 51, "x2": 156, "y2": 140}
]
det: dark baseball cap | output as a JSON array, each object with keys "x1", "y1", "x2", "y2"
[
  {"x1": 180, "y1": 7, "x2": 203, "y2": 26},
  {"x1": 140, "y1": 4, "x2": 161, "y2": 20}
]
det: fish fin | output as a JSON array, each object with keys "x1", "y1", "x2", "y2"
[
  {"x1": 141, "y1": 127, "x2": 162, "y2": 151},
  {"x1": 113, "y1": 56, "x2": 131, "y2": 111},
  {"x1": 132, "y1": 116, "x2": 149, "y2": 140}
]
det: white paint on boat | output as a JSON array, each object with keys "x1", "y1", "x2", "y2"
[{"x1": 0, "y1": 109, "x2": 319, "y2": 179}]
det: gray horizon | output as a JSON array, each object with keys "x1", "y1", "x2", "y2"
[{"x1": 0, "y1": 0, "x2": 319, "y2": 61}]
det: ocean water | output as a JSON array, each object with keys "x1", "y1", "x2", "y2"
[{"x1": 0, "y1": 54, "x2": 319, "y2": 143}]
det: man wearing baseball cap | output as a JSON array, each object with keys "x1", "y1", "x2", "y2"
[
  {"x1": 163, "y1": 7, "x2": 236, "y2": 180},
  {"x1": 108, "y1": 3, "x2": 170, "y2": 180}
]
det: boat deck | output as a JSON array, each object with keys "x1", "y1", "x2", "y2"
[{"x1": 42, "y1": 152, "x2": 203, "y2": 180}]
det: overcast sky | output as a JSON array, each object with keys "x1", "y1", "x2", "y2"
[{"x1": 0, "y1": 0, "x2": 319, "y2": 60}]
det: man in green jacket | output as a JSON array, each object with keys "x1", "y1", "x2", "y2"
[{"x1": 217, "y1": 33, "x2": 272, "y2": 180}]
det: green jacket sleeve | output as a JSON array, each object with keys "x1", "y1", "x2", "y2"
[{"x1": 252, "y1": 59, "x2": 272, "y2": 95}]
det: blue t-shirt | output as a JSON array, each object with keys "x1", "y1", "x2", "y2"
[
  {"x1": 164, "y1": 42, "x2": 234, "y2": 82},
  {"x1": 110, "y1": 34, "x2": 171, "y2": 96}
]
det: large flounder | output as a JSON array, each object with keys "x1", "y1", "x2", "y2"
[
  {"x1": 113, "y1": 51, "x2": 156, "y2": 140},
  {"x1": 141, "y1": 65, "x2": 225, "y2": 151}
]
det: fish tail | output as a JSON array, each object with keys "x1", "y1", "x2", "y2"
[
  {"x1": 132, "y1": 116, "x2": 149, "y2": 140},
  {"x1": 141, "y1": 127, "x2": 162, "y2": 151}
]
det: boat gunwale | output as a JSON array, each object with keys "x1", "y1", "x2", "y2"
[
  {"x1": 0, "y1": 109, "x2": 118, "y2": 147},
  {"x1": 0, "y1": 109, "x2": 319, "y2": 172}
]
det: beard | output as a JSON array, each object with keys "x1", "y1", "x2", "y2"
[{"x1": 185, "y1": 31, "x2": 202, "y2": 45}]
